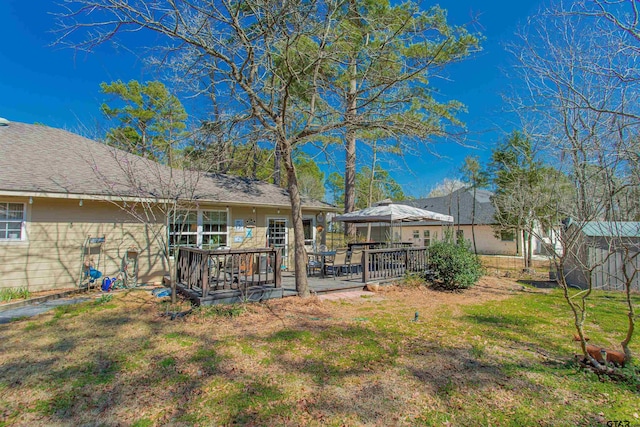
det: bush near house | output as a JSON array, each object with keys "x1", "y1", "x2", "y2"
[{"x1": 428, "y1": 240, "x2": 484, "y2": 290}]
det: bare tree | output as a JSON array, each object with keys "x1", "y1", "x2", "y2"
[
  {"x1": 85, "y1": 127, "x2": 202, "y2": 304},
  {"x1": 508, "y1": 1, "x2": 640, "y2": 371},
  {"x1": 56, "y1": 0, "x2": 355, "y2": 297},
  {"x1": 55, "y1": 0, "x2": 479, "y2": 297}
]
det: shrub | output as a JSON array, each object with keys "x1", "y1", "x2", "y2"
[{"x1": 428, "y1": 240, "x2": 483, "y2": 290}]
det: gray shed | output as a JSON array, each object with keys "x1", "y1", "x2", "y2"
[{"x1": 564, "y1": 221, "x2": 640, "y2": 291}]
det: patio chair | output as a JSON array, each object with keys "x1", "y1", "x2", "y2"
[
  {"x1": 347, "y1": 248, "x2": 363, "y2": 278},
  {"x1": 306, "y1": 250, "x2": 323, "y2": 277},
  {"x1": 324, "y1": 248, "x2": 349, "y2": 279}
]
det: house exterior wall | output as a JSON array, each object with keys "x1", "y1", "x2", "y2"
[
  {"x1": 225, "y1": 206, "x2": 322, "y2": 269},
  {"x1": 0, "y1": 196, "x2": 167, "y2": 292},
  {"x1": 0, "y1": 197, "x2": 325, "y2": 291},
  {"x1": 357, "y1": 224, "x2": 519, "y2": 255}
]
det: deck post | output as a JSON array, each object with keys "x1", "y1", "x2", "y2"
[
  {"x1": 362, "y1": 249, "x2": 370, "y2": 283},
  {"x1": 201, "y1": 253, "x2": 210, "y2": 297},
  {"x1": 275, "y1": 249, "x2": 282, "y2": 288}
]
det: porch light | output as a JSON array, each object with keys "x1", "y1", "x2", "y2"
[
  {"x1": 29, "y1": 196, "x2": 33, "y2": 205},
  {"x1": 79, "y1": 199, "x2": 83, "y2": 207}
]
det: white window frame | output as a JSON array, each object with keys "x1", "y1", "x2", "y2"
[
  {"x1": 267, "y1": 216, "x2": 289, "y2": 269},
  {"x1": 0, "y1": 202, "x2": 26, "y2": 241},
  {"x1": 201, "y1": 209, "x2": 229, "y2": 249},
  {"x1": 169, "y1": 208, "x2": 229, "y2": 256},
  {"x1": 423, "y1": 230, "x2": 431, "y2": 247},
  {"x1": 302, "y1": 215, "x2": 316, "y2": 247}
]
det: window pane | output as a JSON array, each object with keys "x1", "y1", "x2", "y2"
[
  {"x1": 203, "y1": 210, "x2": 226, "y2": 224},
  {"x1": 202, "y1": 235, "x2": 223, "y2": 248},
  {"x1": 8, "y1": 204, "x2": 24, "y2": 220},
  {"x1": 303, "y1": 219, "x2": 312, "y2": 241},
  {"x1": 174, "y1": 211, "x2": 196, "y2": 223},
  {"x1": 500, "y1": 230, "x2": 515, "y2": 241},
  {"x1": 0, "y1": 220, "x2": 22, "y2": 240},
  {"x1": 0, "y1": 203, "x2": 23, "y2": 221}
]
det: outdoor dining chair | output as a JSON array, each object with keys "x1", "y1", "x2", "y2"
[
  {"x1": 306, "y1": 250, "x2": 323, "y2": 277},
  {"x1": 324, "y1": 248, "x2": 349, "y2": 279},
  {"x1": 347, "y1": 248, "x2": 364, "y2": 278}
]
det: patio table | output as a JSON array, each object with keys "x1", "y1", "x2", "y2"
[{"x1": 308, "y1": 251, "x2": 336, "y2": 278}]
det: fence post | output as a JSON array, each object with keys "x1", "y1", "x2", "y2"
[{"x1": 404, "y1": 249, "x2": 409, "y2": 274}]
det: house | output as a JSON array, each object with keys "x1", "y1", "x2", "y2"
[
  {"x1": 356, "y1": 188, "x2": 534, "y2": 255},
  {"x1": 0, "y1": 121, "x2": 335, "y2": 292},
  {"x1": 563, "y1": 221, "x2": 640, "y2": 291}
]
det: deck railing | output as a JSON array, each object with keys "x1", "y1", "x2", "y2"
[
  {"x1": 361, "y1": 247, "x2": 429, "y2": 282},
  {"x1": 176, "y1": 247, "x2": 282, "y2": 296}
]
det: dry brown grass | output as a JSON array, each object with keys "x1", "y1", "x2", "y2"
[{"x1": 0, "y1": 277, "x2": 637, "y2": 426}]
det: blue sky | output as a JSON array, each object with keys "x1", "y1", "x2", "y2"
[{"x1": 1, "y1": 0, "x2": 543, "y2": 198}]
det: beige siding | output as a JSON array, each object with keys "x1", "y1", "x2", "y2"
[
  {"x1": 358, "y1": 223, "x2": 518, "y2": 255},
  {"x1": 1, "y1": 198, "x2": 326, "y2": 291},
  {"x1": 0, "y1": 197, "x2": 167, "y2": 291},
  {"x1": 226, "y1": 206, "x2": 323, "y2": 269}
]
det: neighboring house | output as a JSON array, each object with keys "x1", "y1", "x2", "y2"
[
  {"x1": 0, "y1": 121, "x2": 336, "y2": 291},
  {"x1": 563, "y1": 221, "x2": 640, "y2": 291},
  {"x1": 357, "y1": 187, "x2": 546, "y2": 256}
]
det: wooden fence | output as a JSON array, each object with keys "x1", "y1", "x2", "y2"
[
  {"x1": 176, "y1": 247, "x2": 282, "y2": 297},
  {"x1": 589, "y1": 247, "x2": 640, "y2": 291}
]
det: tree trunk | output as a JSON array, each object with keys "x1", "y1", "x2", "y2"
[
  {"x1": 527, "y1": 229, "x2": 533, "y2": 269},
  {"x1": 344, "y1": 59, "x2": 357, "y2": 238},
  {"x1": 471, "y1": 185, "x2": 477, "y2": 255},
  {"x1": 621, "y1": 248, "x2": 636, "y2": 363},
  {"x1": 273, "y1": 142, "x2": 282, "y2": 187},
  {"x1": 279, "y1": 135, "x2": 310, "y2": 297},
  {"x1": 344, "y1": 2, "x2": 358, "y2": 239}
]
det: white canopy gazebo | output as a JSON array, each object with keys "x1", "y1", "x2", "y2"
[
  {"x1": 333, "y1": 204, "x2": 454, "y2": 224},
  {"x1": 333, "y1": 203, "x2": 454, "y2": 243}
]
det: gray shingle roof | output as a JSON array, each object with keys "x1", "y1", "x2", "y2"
[
  {"x1": 0, "y1": 122, "x2": 334, "y2": 209},
  {"x1": 399, "y1": 187, "x2": 496, "y2": 225}
]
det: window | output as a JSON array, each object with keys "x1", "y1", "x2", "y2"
[
  {"x1": 423, "y1": 230, "x2": 430, "y2": 247},
  {"x1": 302, "y1": 219, "x2": 313, "y2": 245},
  {"x1": 202, "y1": 210, "x2": 228, "y2": 249},
  {"x1": 500, "y1": 230, "x2": 515, "y2": 242},
  {"x1": 412, "y1": 230, "x2": 420, "y2": 239},
  {"x1": 169, "y1": 209, "x2": 228, "y2": 255},
  {"x1": 0, "y1": 202, "x2": 25, "y2": 240}
]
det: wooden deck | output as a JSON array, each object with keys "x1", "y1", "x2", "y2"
[
  {"x1": 175, "y1": 246, "x2": 429, "y2": 305},
  {"x1": 176, "y1": 272, "x2": 370, "y2": 305}
]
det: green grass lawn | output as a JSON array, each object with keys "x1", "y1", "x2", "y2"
[{"x1": 0, "y1": 279, "x2": 638, "y2": 426}]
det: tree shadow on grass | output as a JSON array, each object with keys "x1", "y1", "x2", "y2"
[
  {"x1": 261, "y1": 321, "x2": 558, "y2": 425},
  {"x1": 0, "y1": 292, "x2": 582, "y2": 426}
]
